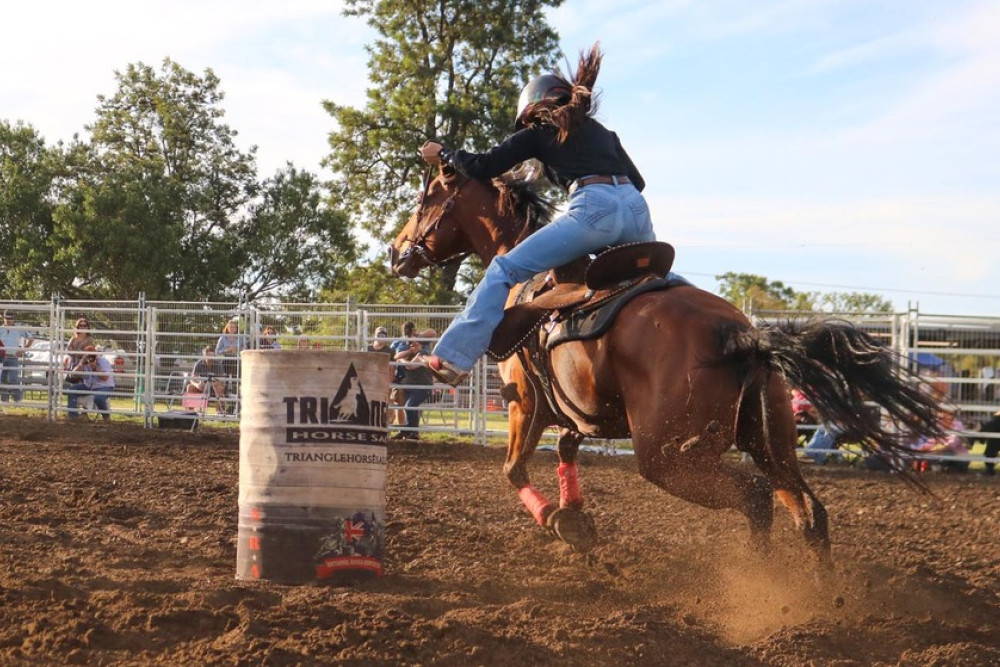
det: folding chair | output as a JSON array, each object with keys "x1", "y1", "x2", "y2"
[{"x1": 157, "y1": 382, "x2": 209, "y2": 432}]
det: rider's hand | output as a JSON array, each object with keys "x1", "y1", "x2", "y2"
[{"x1": 419, "y1": 141, "x2": 443, "y2": 165}]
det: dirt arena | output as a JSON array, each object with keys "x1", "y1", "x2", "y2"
[{"x1": 1, "y1": 415, "x2": 998, "y2": 666}]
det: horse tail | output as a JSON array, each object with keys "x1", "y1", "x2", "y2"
[{"x1": 716, "y1": 319, "x2": 946, "y2": 487}]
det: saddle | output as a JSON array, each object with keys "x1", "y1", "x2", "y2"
[{"x1": 487, "y1": 241, "x2": 680, "y2": 360}]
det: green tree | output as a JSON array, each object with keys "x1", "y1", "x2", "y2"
[
  {"x1": 323, "y1": 0, "x2": 563, "y2": 303},
  {"x1": 716, "y1": 272, "x2": 893, "y2": 314},
  {"x1": 0, "y1": 121, "x2": 70, "y2": 298},
  {"x1": 237, "y1": 165, "x2": 357, "y2": 301},
  {"x1": 814, "y1": 290, "x2": 893, "y2": 313},
  {"x1": 715, "y1": 272, "x2": 814, "y2": 311},
  {"x1": 52, "y1": 59, "x2": 257, "y2": 300}
]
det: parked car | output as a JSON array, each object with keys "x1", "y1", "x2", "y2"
[{"x1": 98, "y1": 346, "x2": 136, "y2": 392}]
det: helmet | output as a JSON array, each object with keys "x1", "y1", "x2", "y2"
[{"x1": 515, "y1": 74, "x2": 571, "y2": 129}]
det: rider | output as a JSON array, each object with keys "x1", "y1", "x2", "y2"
[{"x1": 418, "y1": 43, "x2": 656, "y2": 386}]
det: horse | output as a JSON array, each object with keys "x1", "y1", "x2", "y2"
[{"x1": 389, "y1": 165, "x2": 944, "y2": 564}]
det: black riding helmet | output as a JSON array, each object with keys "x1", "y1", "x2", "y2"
[{"x1": 514, "y1": 74, "x2": 572, "y2": 129}]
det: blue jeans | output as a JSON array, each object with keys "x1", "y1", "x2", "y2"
[
  {"x1": 403, "y1": 387, "x2": 430, "y2": 433},
  {"x1": 805, "y1": 423, "x2": 841, "y2": 463},
  {"x1": 434, "y1": 181, "x2": 656, "y2": 369},
  {"x1": 1, "y1": 357, "x2": 22, "y2": 402},
  {"x1": 67, "y1": 383, "x2": 112, "y2": 420}
]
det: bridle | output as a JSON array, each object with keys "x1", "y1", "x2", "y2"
[
  {"x1": 395, "y1": 168, "x2": 470, "y2": 269},
  {"x1": 395, "y1": 167, "x2": 538, "y2": 270}
]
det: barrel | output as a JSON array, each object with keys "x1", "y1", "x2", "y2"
[{"x1": 236, "y1": 350, "x2": 390, "y2": 583}]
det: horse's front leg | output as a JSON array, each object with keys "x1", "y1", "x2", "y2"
[
  {"x1": 546, "y1": 428, "x2": 598, "y2": 551},
  {"x1": 502, "y1": 381, "x2": 554, "y2": 527},
  {"x1": 556, "y1": 428, "x2": 584, "y2": 509}
]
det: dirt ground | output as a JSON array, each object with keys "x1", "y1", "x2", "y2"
[{"x1": 1, "y1": 415, "x2": 998, "y2": 666}]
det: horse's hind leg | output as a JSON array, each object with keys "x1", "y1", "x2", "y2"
[
  {"x1": 633, "y1": 427, "x2": 775, "y2": 551},
  {"x1": 749, "y1": 444, "x2": 831, "y2": 566}
]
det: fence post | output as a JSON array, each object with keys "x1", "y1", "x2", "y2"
[
  {"x1": 144, "y1": 307, "x2": 158, "y2": 427},
  {"x1": 47, "y1": 295, "x2": 60, "y2": 421}
]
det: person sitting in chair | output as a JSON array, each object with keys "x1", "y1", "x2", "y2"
[
  {"x1": 911, "y1": 408, "x2": 970, "y2": 472},
  {"x1": 187, "y1": 346, "x2": 227, "y2": 414}
]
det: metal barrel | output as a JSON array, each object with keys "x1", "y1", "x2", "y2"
[{"x1": 236, "y1": 350, "x2": 390, "y2": 583}]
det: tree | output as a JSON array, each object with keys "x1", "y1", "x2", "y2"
[
  {"x1": 715, "y1": 272, "x2": 814, "y2": 311},
  {"x1": 0, "y1": 121, "x2": 69, "y2": 298},
  {"x1": 36, "y1": 59, "x2": 356, "y2": 302},
  {"x1": 55, "y1": 59, "x2": 258, "y2": 300},
  {"x1": 715, "y1": 272, "x2": 893, "y2": 313},
  {"x1": 236, "y1": 165, "x2": 357, "y2": 301},
  {"x1": 323, "y1": 0, "x2": 563, "y2": 303},
  {"x1": 814, "y1": 291, "x2": 893, "y2": 313}
]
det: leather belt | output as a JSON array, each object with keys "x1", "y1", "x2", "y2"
[{"x1": 569, "y1": 174, "x2": 630, "y2": 194}]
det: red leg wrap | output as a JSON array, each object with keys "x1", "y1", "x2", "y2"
[
  {"x1": 518, "y1": 485, "x2": 552, "y2": 525},
  {"x1": 557, "y1": 462, "x2": 583, "y2": 509}
]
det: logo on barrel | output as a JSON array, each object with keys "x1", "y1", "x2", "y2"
[
  {"x1": 314, "y1": 510, "x2": 385, "y2": 578},
  {"x1": 283, "y1": 363, "x2": 388, "y2": 444}
]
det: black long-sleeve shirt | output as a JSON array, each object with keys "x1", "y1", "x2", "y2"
[{"x1": 445, "y1": 119, "x2": 645, "y2": 192}]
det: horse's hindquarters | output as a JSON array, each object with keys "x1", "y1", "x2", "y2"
[{"x1": 548, "y1": 288, "x2": 753, "y2": 450}]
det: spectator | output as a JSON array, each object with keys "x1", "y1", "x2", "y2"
[
  {"x1": 66, "y1": 345, "x2": 114, "y2": 421},
  {"x1": 912, "y1": 408, "x2": 970, "y2": 472},
  {"x1": 974, "y1": 409, "x2": 1000, "y2": 476},
  {"x1": 367, "y1": 326, "x2": 392, "y2": 355},
  {"x1": 368, "y1": 327, "x2": 394, "y2": 400},
  {"x1": 392, "y1": 327, "x2": 436, "y2": 440},
  {"x1": 187, "y1": 346, "x2": 228, "y2": 414},
  {"x1": 388, "y1": 322, "x2": 416, "y2": 427},
  {"x1": 791, "y1": 388, "x2": 818, "y2": 443},
  {"x1": 259, "y1": 324, "x2": 282, "y2": 350},
  {"x1": 215, "y1": 319, "x2": 246, "y2": 379},
  {"x1": 803, "y1": 422, "x2": 843, "y2": 464},
  {"x1": 64, "y1": 317, "x2": 94, "y2": 380},
  {"x1": 979, "y1": 365, "x2": 996, "y2": 403},
  {"x1": 803, "y1": 404, "x2": 880, "y2": 465},
  {"x1": 0, "y1": 311, "x2": 33, "y2": 403}
]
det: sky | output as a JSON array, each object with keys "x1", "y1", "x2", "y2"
[{"x1": 3, "y1": 0, "x2": 999, "y2": 317}]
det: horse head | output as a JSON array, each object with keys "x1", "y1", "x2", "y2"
[
  {"x1": 389, "y1": 165, "x2": 554, "y2": 278},
  {"x1": 390, "y1": 166, "x2": 474, "y2": 278}
]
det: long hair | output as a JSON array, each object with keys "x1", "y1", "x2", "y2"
[{"x1": 520, "y1": 43, "x2": 603, "y2": 143}]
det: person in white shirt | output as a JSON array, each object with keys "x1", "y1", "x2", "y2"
[
  {"x1": 66, "y1": 345, "x2": 115, "y2": 421},
  {"x1": 0, "y1": 311, "x2": 33, "y2": 402}
]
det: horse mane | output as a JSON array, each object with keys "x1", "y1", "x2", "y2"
[{"x1": 493, "y1": 175, "x2": 557, "y2": 234}]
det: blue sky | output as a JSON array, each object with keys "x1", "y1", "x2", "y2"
[{"x1": 4, "y1": 1, "x2": 999, "y2": 315}]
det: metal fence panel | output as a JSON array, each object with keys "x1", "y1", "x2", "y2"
[{"x1": 1, "y1": 297, "x2": 998, "y2": 467}]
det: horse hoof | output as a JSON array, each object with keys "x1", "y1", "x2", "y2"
[{"x1": 546, "y1": 507, "x2": 598, "y2": 552}]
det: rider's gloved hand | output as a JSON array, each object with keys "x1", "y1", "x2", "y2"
[{"x1": 419, "y1": 141, "x2": 443, "y2": 164}]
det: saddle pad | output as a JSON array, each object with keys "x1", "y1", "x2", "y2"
[{"x1": 546, "y1": 274, "x2": 689, "y2": 350}]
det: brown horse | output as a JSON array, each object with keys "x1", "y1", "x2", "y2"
[{"x1": 390, "y1": 166, "x2": 944, "y2": 563}]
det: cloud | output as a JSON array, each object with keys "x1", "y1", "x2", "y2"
[{"x1": 1, "y1": 1, "x2": 370, "y2": 174}]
